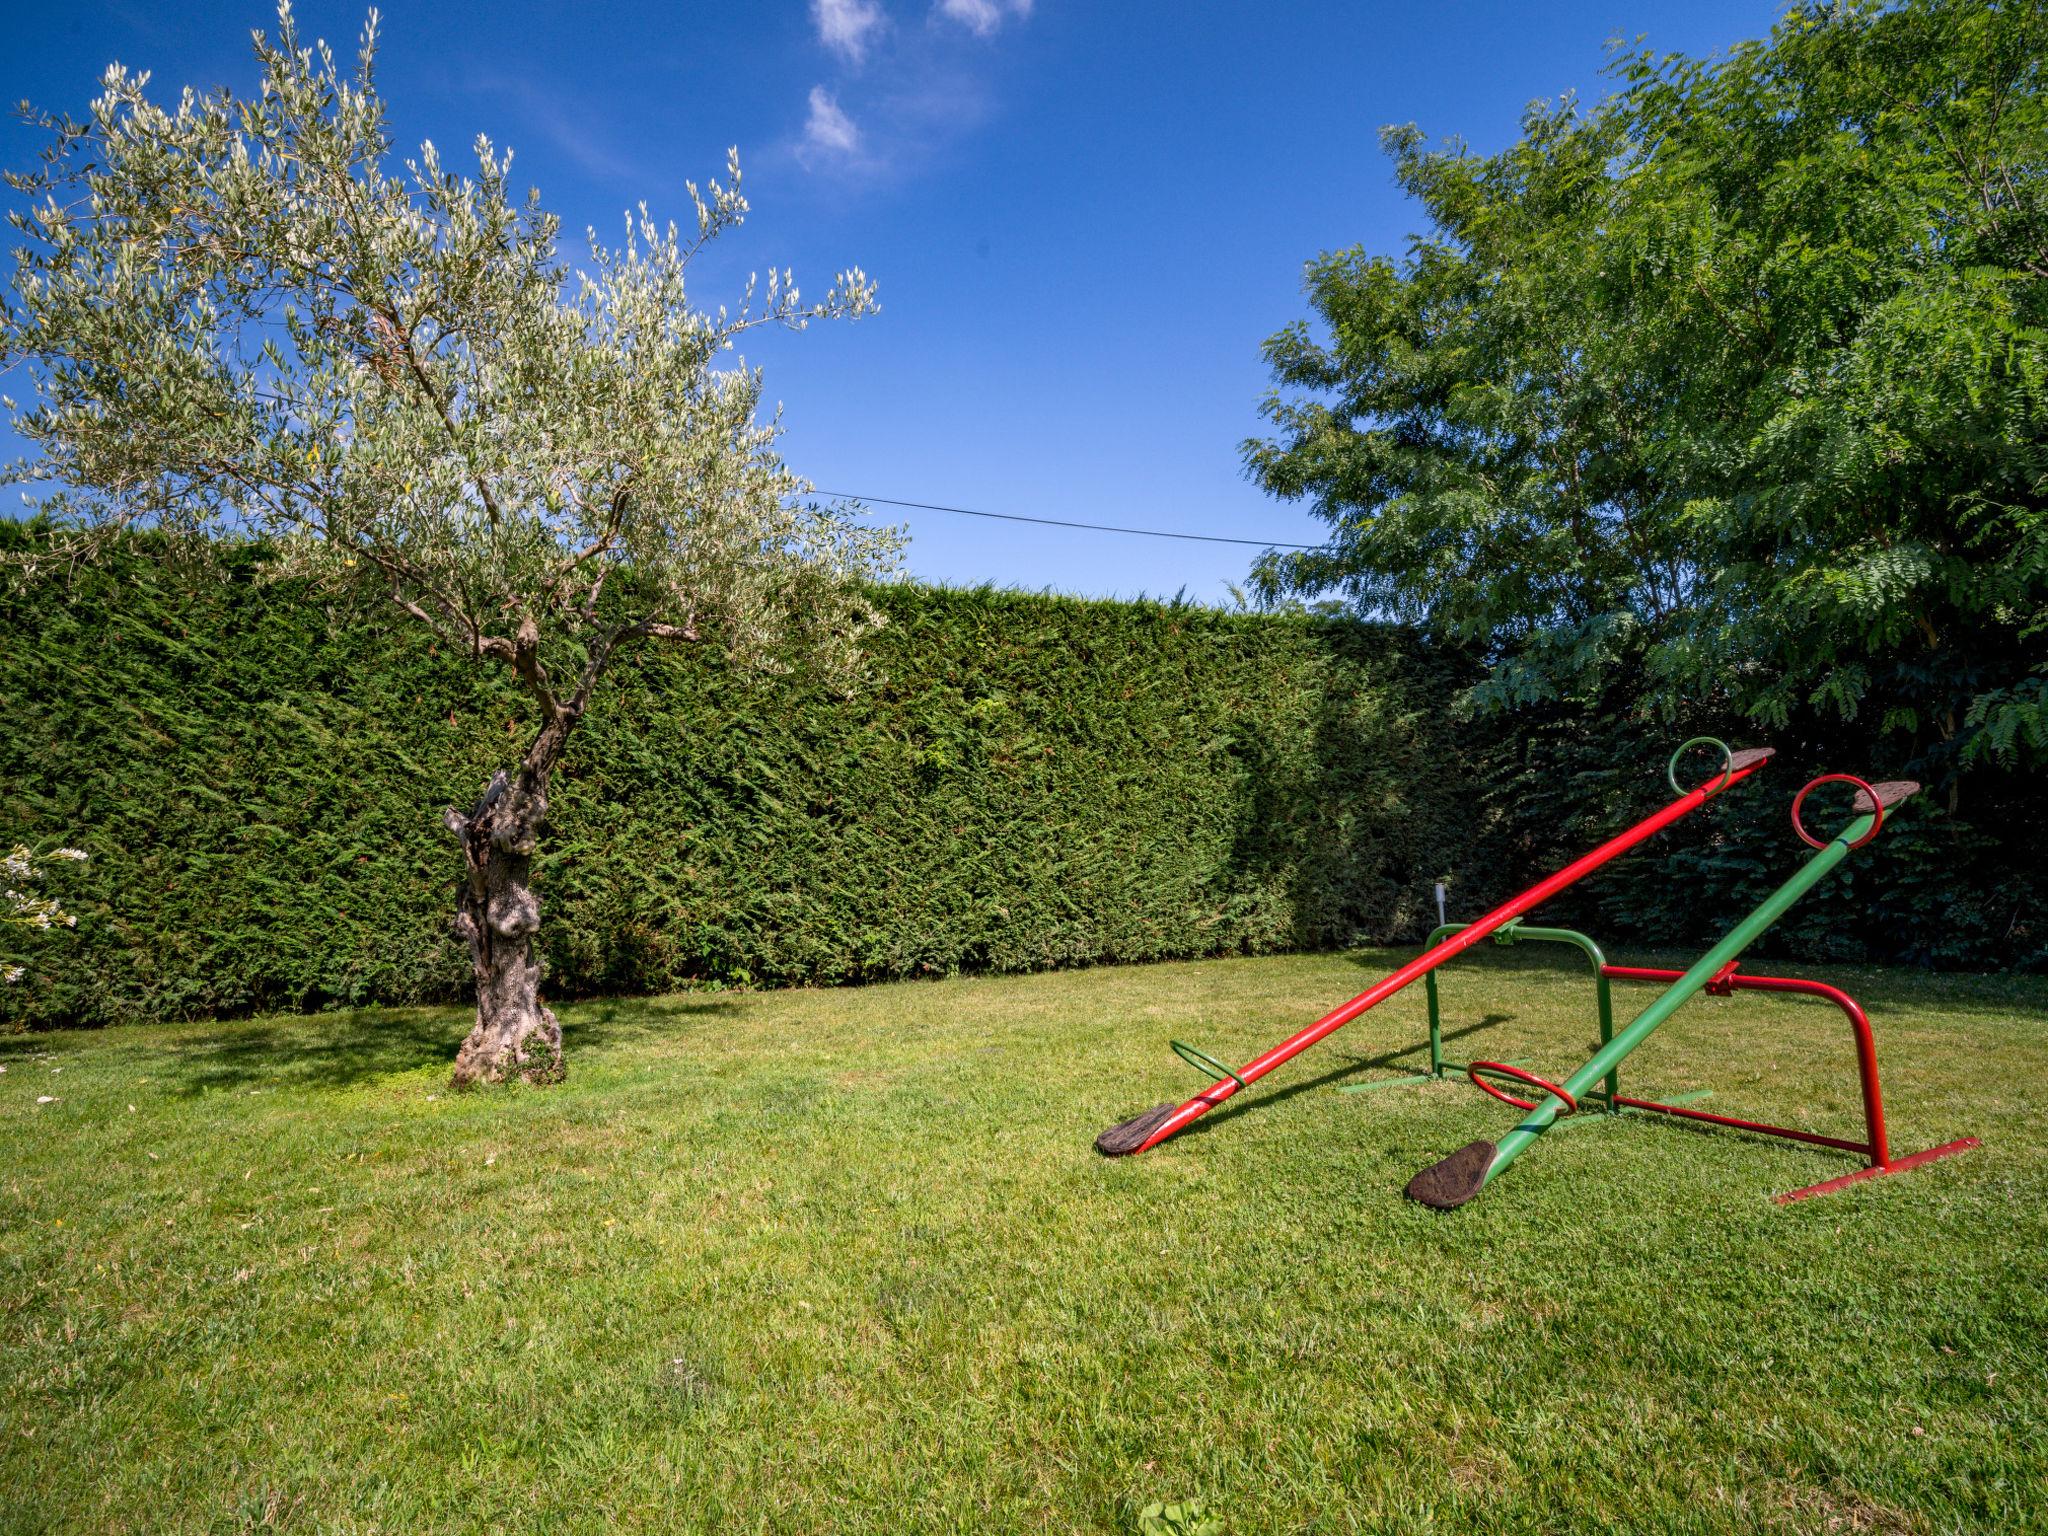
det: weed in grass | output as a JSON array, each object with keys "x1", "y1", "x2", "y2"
[{"x1": 1136, "y1": 1499, "x2": 1226, "y2": 1536}]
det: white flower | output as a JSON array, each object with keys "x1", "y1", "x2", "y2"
[{"x1": 2, "y1": 841, "x2": 85, "y2": 958}]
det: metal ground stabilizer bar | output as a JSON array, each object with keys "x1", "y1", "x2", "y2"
[
  {"x1": 1774, "y1": 1139, "x2": 1981, "y2": 1202},
  {"x1": 1598, "y1": 965, "x2": 1978, "y2": 1200},
  {"x1": 1406, "y1": 775, "x2": 1972, "y2": 1210},
  {"x1": 1095, "y1": 739, "x2": 1774, "y2": 1157}
]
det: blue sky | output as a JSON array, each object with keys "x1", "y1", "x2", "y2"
[{"x1": 5, "y1": 0, "x2": 1783, "y2": 602}]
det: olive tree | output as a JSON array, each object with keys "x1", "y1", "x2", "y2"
[{"x1": 1, "y1": 5, "x2": 901, "y2": 1083}]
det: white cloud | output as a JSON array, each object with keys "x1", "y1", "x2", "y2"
[
  {"x1": 792, "y1": 0, "x2": 1028, "y2": 179},
  {"x1": 802, "y1": 86, "x2": 862, "y2": 156},
  {"x1": 933, "y1": 0, "x2": 1033, "y2": 38},
  {"x1": 813, "y1": 0, "x2": 887, "y2": 64}
]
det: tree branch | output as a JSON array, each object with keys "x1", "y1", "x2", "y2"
[
  {"x1": 542, "y1": 479, "x2": 633, "y2": 609},
  {"x1": 559, "y1": 612, "x2": 700, "y2": 720},
  {"x1": 372, "y1": 307, "x2": 508, "y2": 530}
]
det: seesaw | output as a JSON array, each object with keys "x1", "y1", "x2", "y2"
[
  {"x1": 1406, "y1": 773, "x2": 1978, "y2": 1209},
  {"x1": 1096, "y1": 738, "x2": 1773, "y2": 1156}
]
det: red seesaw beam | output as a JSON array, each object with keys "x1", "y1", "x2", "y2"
[{"x1": 1096, "y1": 745, "x2": 1775, "y2": 1156}]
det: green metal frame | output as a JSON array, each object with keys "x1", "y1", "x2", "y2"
[
  {"x1": 1170, "y1": 1039, "x2": 1248, "y2": 1092},
  {"x1": 1337, "y1": 919, "x2": 1597, "y2": 1095},
  {"x1": 1338, "y1": 916, "x2": 1717, "y2": 1119}
]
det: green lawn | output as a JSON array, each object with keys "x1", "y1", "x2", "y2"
[{"x1": 3, "y1": 947, "x2": 2044, "y2": 1534}]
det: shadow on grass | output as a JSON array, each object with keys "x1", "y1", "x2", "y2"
[
  {"x1": 164, "y1": 1008, "x2": 460, "y2": 1095},
  {"x1": 133, "y1": 993, "x2": 746, "y2": 1097},
  {"x1": 0, "y1": 1032, "x2": 99, "y2": 1066},
  {"x1": 1593, "y1": 1093, "x2": 1880, "y2": 1179},
  {"x1": 1170, "y1": 1012, "x2": 1514, "y2": 1143}
]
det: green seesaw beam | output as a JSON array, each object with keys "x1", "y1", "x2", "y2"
[{"x1": 1405, "y1": 775, "x2": 1919, "y2": 1210}]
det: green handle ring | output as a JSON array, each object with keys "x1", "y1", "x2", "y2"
[
  {"x1": 1667, "y1": 736, "x2": 1735, "y2": 799},
  {"x1": 1171, "y1": 1040, "x2": 1249, "y2": 1092}
]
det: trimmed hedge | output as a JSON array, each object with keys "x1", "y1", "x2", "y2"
[
  {"x1": 0, "y1": 537, "x2": 1481, "y2": 1028},
  {"x1": 6, "y1": 535, "x2": 2038, "y2": 1031}
]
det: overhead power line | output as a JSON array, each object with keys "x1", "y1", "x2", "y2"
[{"x1": 810, "y1": 491, "x2": 1325, "y2": 551}]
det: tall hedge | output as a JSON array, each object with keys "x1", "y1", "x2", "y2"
[
  {"x1": 7, "y1": 536, "x2": 2037, "y2": 1032},
  {"x1": 0, "y1": 536, "x2": 1481, "y2": 1029}
]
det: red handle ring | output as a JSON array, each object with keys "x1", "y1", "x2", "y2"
[
  {"x1": 1790, "y1": 773, "x2": 1884, "y2": 852},
  {"x1": 1466, "y1": 1060, "x2": 1579, "y2": 1116}
]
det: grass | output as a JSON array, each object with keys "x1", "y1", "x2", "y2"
[{"x1": 2, "y1": 946, "x2": 2044, "y2": 1534}]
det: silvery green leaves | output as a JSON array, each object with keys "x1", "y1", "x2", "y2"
[
  {"x1": 3, "y1": 844, "x2": 87, "y2": 984},
  {"x1": 2, "y1": 0, "x2": 901, "y2": 706}
]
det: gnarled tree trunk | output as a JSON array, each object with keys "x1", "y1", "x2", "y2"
[
  {"x1": 440, "y1": 612, "x2": 669, "y2": 1086},
  {"x1": 446, "y1": 761, "x2": 563, "y2": 1087}
]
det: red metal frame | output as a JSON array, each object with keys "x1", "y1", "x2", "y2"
[
  {"x1": 1113, "y1": 751, "x2": 1775, "y2": 1155},
  {"x1": 1467, "y1": 1060, "x2": 1579, "y2": 1115},
  {"x1": 1598, "y1": 963, "x2": 1977, "y2": 1201}
]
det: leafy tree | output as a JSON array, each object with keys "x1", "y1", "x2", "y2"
[
  {"x1": 1246, "y1": 0, "x2": 2048, "y2": 784},
  {"x1": 1, "y1": 5, "x2": 899, "y2": 1082}
]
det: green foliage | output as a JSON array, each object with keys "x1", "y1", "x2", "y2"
[
  {"x1": 1137, "y1": 1500, "x2": 1226, "y2": 1536},
  {"x1": 2, "y1": 842, "x2": 87, "y2": 984},
  {"x1": 0, "y1": 532, "x2": 1476, "y2": 1028},
  {"x1": 1479, "y1": 698, "x2": 2048, "y2": 972},
  {"x1": 6, "y1": 524, "x2": 2038, "y2": 1031},
  {"x1": 1247, "y1": 0, "x2": 2048, "y2": 771}
]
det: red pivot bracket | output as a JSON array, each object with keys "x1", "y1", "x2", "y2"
[{"x1": 1467, "y1": 1060, "x2": 1579, "y2": 1116}]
